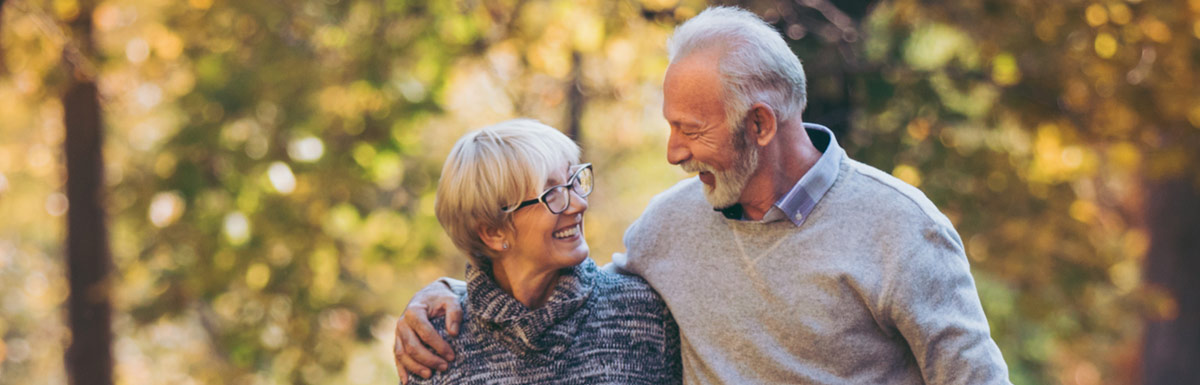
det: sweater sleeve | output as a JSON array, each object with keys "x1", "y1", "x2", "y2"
[
  {"x1": 616, "y1": 198, "x2": 661, "y2": 276},
  {"x1": 660, "y1": 304, "x2": 684, "y2": 384},
  {"x1": 435, "y1": 277, "x2": 467, "y2": 297},
  {"x1": 880, "y1": 223, "x2": 1011, "y2": 385},
  {"x1": 617, "y1": 178, "x2": 695, "y2": 277}
]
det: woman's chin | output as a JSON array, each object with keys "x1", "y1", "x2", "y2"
[{"x1": 561, "y1": 244, "x2": 590, "y2": 266}]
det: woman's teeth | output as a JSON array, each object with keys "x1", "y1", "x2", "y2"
[{"x1": 553, "y1": 225, "x2": 580, "y2": 239}]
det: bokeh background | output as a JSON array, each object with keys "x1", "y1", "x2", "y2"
[{"x1": 2, "y1": 0, "x2": 1198, "y2": 384}]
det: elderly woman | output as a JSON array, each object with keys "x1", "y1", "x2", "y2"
[{"x1": 408, "y1": 119, "x2": 682, "y2": 384}]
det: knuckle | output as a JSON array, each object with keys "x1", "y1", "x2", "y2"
[{"x1": 403, "y1": 306, "x2": 425, "y2": 317}]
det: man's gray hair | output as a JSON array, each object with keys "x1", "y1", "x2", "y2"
[{"x1": 667, "y1": 6, "x2": 807, "y2": 129}]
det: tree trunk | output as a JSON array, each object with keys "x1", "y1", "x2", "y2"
[
  {"x1": 1141, "y1": 177, "x2": 1200, "y2": 384},
  {"x1": 63, "y1": 1, "x2": 115, "y2": 383},
  {"x1": 565, "y1": 50, "x2": 584, "y2": 142}
]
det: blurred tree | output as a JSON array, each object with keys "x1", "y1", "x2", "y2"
[
  {"x1": 1142, "y1": 180, "x2": 1199, "y2": 384},
  {"x1": 61, "y1": 0, "x2": 115, "y2": 384}
]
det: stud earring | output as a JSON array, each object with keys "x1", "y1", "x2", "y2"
[{"x1": 502, "y1": 243, "x2": 509, "y2": 250}]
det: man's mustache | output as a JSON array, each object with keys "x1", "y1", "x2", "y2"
[{"x1": 680, "y1": 160, "x2": 715, "y2": 174}]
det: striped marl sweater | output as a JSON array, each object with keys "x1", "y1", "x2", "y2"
[{"x1": 409, "y1": 258, "x2": 682, "y2": 385}]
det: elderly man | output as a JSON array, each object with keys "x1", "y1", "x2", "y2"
[{"x1": 395, "y1": 6, "x2": 1009, "y2": 384}]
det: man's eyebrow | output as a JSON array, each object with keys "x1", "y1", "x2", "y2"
[{"x1": 672, "y1": 119, "x2": 704, "y2": 130}]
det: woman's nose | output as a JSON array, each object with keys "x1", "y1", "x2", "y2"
[{"x1": 563, "y1": 189, "x2": 588, "y2": 214}]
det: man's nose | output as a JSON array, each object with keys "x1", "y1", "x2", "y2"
[{"x1": 666, "y1": 131, "x2": 691, "y2": 165}]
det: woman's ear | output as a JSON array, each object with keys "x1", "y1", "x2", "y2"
[{"x1": 478, "y1": 226, "x2": 509, "y2": 253}]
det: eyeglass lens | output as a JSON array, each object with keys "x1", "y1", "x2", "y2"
[{"x1": 544, "y1": 166, "x2": 592, "y2": 214}]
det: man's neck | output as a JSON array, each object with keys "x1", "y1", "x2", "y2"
[{"x1": 736, "y1": 120, "x2": 821, "y2": 221}]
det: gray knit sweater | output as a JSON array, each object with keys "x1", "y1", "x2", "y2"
[
  {"x1": 614, "y1": 131, "x2": 1009, "y2": 383},
  {"x1": 409, "y1": 258, "x2": 683, "y2": 385}
]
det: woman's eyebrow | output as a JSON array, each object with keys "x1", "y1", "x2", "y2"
[{"x1": 548, "y1": 164, "x2": 571, "y2": 185}]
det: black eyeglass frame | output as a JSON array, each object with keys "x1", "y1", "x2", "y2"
[{"x1": 501, "y1": 163, "x2": 593, "y2": 214}]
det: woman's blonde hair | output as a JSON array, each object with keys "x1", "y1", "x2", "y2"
[{"x1": 435, "y1": 119, "x2": 580, "y2": 266}]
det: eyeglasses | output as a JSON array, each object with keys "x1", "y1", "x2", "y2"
[{"x1": 501, "y1": 163, "x2": 593, "y2": 214}]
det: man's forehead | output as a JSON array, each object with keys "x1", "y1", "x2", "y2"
[
  {"x1": 663, "y1": 61, "x2": 724, "y2": 120},
  {"x1": 665, "y1": 50, "x2": 722, "y2": 82}
]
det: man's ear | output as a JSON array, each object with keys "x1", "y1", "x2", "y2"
[
  {"x1": 478, "y1": 225, "x2": 508, "y2": 253},
  {"x1": 745, "y1": 102, "x2": 777, "y2": 147}
]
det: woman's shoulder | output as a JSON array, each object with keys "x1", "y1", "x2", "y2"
[
  {"x1": 589, "y1": 269, "x2": 670, "y2": 316},
  {"x1": 583, "y1": 267, "x2": 682, "y2": 384}
]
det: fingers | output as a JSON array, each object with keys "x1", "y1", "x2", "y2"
[
  {"x1": 394, "y1": 314, "x2": 443, "y2": 374},
  {"x1": 444, "y1": 301, "x2": 463, "y2": 337},
  {"x1": 399, "y1": 352, "x2": 432, "y2": 380},
  {"x1": 395, "y1": 281, "x2": 462, "y2": 380},
  {"x1": 406, "y1": 307, "x2": 455, "y2": 364},
  {"x1": 393, "y1": 338, "x2": 409, "y2": 385}
]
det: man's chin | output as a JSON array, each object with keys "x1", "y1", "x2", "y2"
[
  {"x1": 693, "y1": 169, "x2": 745, "y2": 208},
  {"x1": 701, "y1": 189, "x2": 738, "y2": 209}
]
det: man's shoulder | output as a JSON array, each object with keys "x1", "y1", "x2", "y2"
[
  {"x1": 836, "y1": 157, "x2": 955, "y2": 231},
  {"x1": 649, "y1": 176, "x2": 705, "y2": 205},
  {"x1": 640, "y1": 176, "x2": 706, "y2": 221}
]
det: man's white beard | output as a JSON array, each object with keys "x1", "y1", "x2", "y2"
[{"x1": 680, "y1": 129, "x2": 759, "y2": 209}]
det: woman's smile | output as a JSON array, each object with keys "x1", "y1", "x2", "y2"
[{"x1": 552, "y1": 222, "x2": 582, "y2": 240}]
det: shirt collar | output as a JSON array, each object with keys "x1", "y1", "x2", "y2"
[{"x1": 716, "y1": 123, "x2": 843, "y2": 226}]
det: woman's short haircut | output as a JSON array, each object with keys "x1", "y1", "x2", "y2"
[
  {"x1": 435, "y1": 119, "x2": 580, "y2": 266},
  {"x1": 667, "y1": 6, "x2": 807, "y2": 131}
]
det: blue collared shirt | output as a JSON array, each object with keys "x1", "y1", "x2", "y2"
[{"x1": 715, "y1": 123, "x2": 843, "y2": 226}]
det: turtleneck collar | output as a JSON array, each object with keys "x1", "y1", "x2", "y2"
[{"x1": 464, "y1": 259, "x2": 596, "y2": 360}]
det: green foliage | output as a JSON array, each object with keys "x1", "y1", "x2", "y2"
[{"x1": 845, "y1": 0, "x2": 1198, "y2": 382}]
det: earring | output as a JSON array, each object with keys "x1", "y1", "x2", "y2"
[{"x1": 502, "y1": 243, "x2": 509, "y2": 250}]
